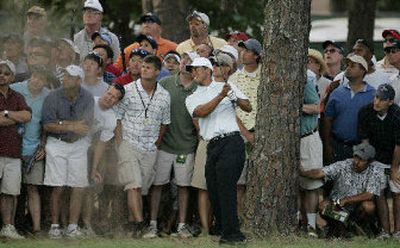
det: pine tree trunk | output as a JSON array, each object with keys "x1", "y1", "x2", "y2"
[
  {"x1": 346, "y1": 0, "x2": 376, "y2": 52},
  {"x1": 244, "y1": 0, "x2": 311, "y2": 236}
]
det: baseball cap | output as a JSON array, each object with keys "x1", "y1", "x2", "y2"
[
  {"x1": 83, "y1": 0, "x2": 103, "y2": 13},
  {"x1": 382, "y1": 29, "x2": 400, "y2": 40},
  {"x1": 186, "y1": 57, "x2": 213, "y2": 72},
  {"x1": 182, "y1": 51, "x2": 200, "y2": 62},
  {"x1": 186, "y1": 11, "x2": 210, "y2": 26},
  {"x1": 0, "y1": 60, "x2": 16, "y2": 75},
  {"x1": 353, "y1": 143, "x2": 376, "y2": 161},
  {"x1": 164, "y1": 52, "x2": 181, "y2": 64},
  {"x1": 225, "y1": 31, "x2": 249, "y2": 42},
  {"x1": 376, "y1": 83, "x2": 395, "y2": 101},
  {"x1": 91, "y1": 32, "x2": 112, "y2": 46},
  {"x1": 130, "y1": 48, "x2": 150, "y2": 59},
  {"x1": 355, "y1": 39, "x2": 374, "y2": 54},
  {"x1": 26, "y1": 6, "x2": 46, "y2": 16},
  {"x1": 136, "y1": 34, "x2": 158, "y2": 49},
  {"x1": 84, "y1": 52, "x2": 103, "y2": 67},
  {"x1": 59, "y1": 38, "x2": 80, "y2": 55},
  {"x1": 65, "y1": 65, "x2": 84, "y2": 80},
  {"x1": 209, "y1": 53, "x2": 234, "y2": 69},
  {"x1": 322, "y1": 40, "x2": 345, "y2": 54},
  {"x1": 346, "y1": 54, "x2": 368, "y2": 71},
  {"x1": 238, "y1": 38, "x2": 262, "y2": 55},
  {"x1": 220, "y1": 45, "x2": 239, "y2": 61},
  {"x1": 139, "y1": 13, "x2": 161, "y2": 25}
]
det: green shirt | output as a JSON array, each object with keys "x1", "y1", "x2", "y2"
[
  {"x1": 300, "y1": 80, "x2": 319, "y2": 136},
  {"x1": 159, "y1": 74, "x2": 198, "y2": 154}
]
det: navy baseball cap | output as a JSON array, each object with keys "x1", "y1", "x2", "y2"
[
  {"x1": 139, "y1": 13, "x2": 161, "y2": 25},
  {"x1": 322, "y1": 40, "x2": 345, "y2": 54},
  {"x1": 136, "y1": 34, "x2": 158, "y2": 50}
]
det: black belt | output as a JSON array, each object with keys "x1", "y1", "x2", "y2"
[
  {"x1": 209, "y1": 131, "x2": 240, "y2": 144},
  {"x1": 301, "y1": 128, "x2": 318, "y2": 139},
  {"x1": 50, "y1": 135, "x2": 81, "y2": 143}
]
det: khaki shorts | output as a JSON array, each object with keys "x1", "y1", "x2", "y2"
[
  {"x1": 153, "y1": 150, "x2": 194, "y2": 186},
  {"x1": 0, "y1": 157, "x2": 21, "y2": 195},
  {"x1": 191, "y1": 139, "x2": 208, "y2": 190},
  {"x1": 101, "y1": 144, "x2": 121, "y2": 186},
  {"x1": 23, "y1": 160, "x2": 45, "y2": 185},
  {"x1": 44, "y1": 137, "x2": 90, "y2": 188},
  {"x1": 117, "y1": 140, "x2": 157, "y2": 195},
  {"x1": 376, "y1": 162, "x2": 400, "y2": 193},
  {"x1": 299, "y1": 132, "x2": 324, "y2": 190}
]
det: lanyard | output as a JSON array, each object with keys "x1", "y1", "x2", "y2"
[{"x1": 135, "y1": 82, "x2": 157, "y2": 118}]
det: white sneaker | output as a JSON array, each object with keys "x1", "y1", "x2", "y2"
[
  {"x1": 376, "y1": 230, "x2": 391, "y2": 240},
  {"x1": 0, "y1": 224, "x2": 25, "y2": 239},
  {"x1": 392, "y1": 231, "x2": 400, "y2": 240},
  {"x1": 48, "y1": 226, "x2": 63, "y2": 239},
  {"x1": 142, "y1": 225, "x2": 158, "y2": 239},
  {"x1": 176, "y1": 224, "x2": 193, "y2": 238},
  {"x1": 65, "y1": 227, "x2": 85, "y2": 239}
]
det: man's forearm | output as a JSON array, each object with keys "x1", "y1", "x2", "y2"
[
  {"x1": 43, "y1": 120, "x2": 81, "y2": 134},
  {"x1": 391, "y1": 145, "x2": 400, "y2": 172},
  {"x1": 193, "y1": 94, "x2": 224, "y2": 118},
  {"x1": 341, "y1": 192, "x2": 373, "y2": 205},
  {"x1": 236, "y1": 98, "x2": 252, "y2": 113},
  {"x1": 302, "y1": 104, "x2": 320, "y2": 115},
  {"x1": 0, "y1": 116, "x2": 16, "y2": 126},
  {"x1": 8, "y1": 110, "x2": 32, "y2": 123},
  {"x1": 321, "y1": 117, "x2": 333, "y2": 145},
  {"x1": 91, "y1": 140, "x2": 107, "y2": 172}
]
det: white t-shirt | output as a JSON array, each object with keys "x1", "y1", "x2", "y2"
[
  {"x1": 91, "y1": 97, "x2": 117, "y2": 142},
  {"x1": 185, "y1": 80, "x2": 248, "y2": 141}
]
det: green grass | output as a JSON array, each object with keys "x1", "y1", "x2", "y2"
[{"x1": 2, "y1": 236, "x2": 400, "y2": 248}]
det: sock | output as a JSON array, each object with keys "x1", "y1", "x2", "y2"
[
  {"x1": 150, "y1": 220, "x2": 157, "y2": 228},
  {"x1": 306, "y1": 213, "x2": 316, "y2": 229},
  {"x1": 68, "y1": 224, "x2": 78, "y2": 232},
  {"x1": 51, "y1": 224, "x2": 60, "y2": 229},
  {"x1": 178, "y1": 223, "x2": 185, "y2": 230}
]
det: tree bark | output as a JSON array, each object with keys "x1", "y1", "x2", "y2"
[
  {"x1": 346, "y1": 0, "x2": 376, "y2": 52},
  {"x1": 141, "y1": 0, "x2": 189, "y2": 43},
  {"x1": 244, "y1": 0, "x2": 311, "y2": 236}
]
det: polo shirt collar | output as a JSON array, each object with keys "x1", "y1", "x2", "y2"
[{"x1": 343, "y1": 81, "x2": 373, "y2": 93}]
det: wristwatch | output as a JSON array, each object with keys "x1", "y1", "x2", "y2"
[
  {"x1": 58, "y1": 120, "x2": 63, "y2": 125},
  {"x1": 3, "y1": 110, "x2": 9, "y2": 118}
]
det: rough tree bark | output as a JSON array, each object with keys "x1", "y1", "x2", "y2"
[
  {"x1": 346, "y1": 0, "x2": 376, "y2": 52},
  {"x1": 244, "y1": 0, "x2": 311, "y2": 236},
  {"x1": 141, "y1": 0, "x2": 189, "y2": 42}
]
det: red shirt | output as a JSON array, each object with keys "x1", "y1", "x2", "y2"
[
  {"x1": 106, "y1": 63, "x2": 123, "y2": 77},
  {"x1": 0, "y1": 88, "x2": 32, "y2": 158},
  {"x1": 113, "y1": 73, "x2": 135, "y2": 86}
]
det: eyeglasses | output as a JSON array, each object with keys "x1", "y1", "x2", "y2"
[
  {"x1": 0, "y1": 70, "x2": 11, "y2": 76},
  {"x1": 384, "y1": 47, "x2": 400, "y2": 54},
  {"x1": 324, "y1": 48, "x2": 338, "y2": 54},
  {"x1": 28, "y1": 52, "x2": 48, "y2": 58},
  {"x1": 211, "y1": 62, "x2": 227, "y2": 67}
]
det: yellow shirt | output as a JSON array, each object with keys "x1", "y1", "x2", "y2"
[
  {"x1": 176, "y1": 36, "x2": 227, "y2": 55},
  {"x1": 231, "y1": 65, "x2": 261, "y2": 130}
]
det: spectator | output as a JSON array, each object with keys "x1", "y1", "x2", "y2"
[
  {"x1": 92, "y1": 44, "x2": 118, "y2": 84},
  {"x1": 176, "y1": 11, "x2": 227, "y2": 55},
  {"x1": 82, "y1": 53, "x2": 108, "y2": 96},
  {"x1": 376, "y1": 29, "x2": 399, "y2": 75},
  {"x1": 162, "y1": 51, "x2": 181, "y2": 75},
  {"x1": 42, "y1": 65, "x2": 94, "y2": 239},
  {"x1": 74, "y1": 0, "x2": 120, "y2": 62},
  {"x1": 0, "y1": 60, "x2": 32, "y2": 239},
  {"x1": 114, "y1": 13, "x2": 177, "y2": 70},
  {"x1": 322, "y1": 40, "x2": 344, "y2": 80},
  {"x1": 23, "y1": 6, "x2": 48, "y2": 51},
  {"x1": 308, "y1": 48, "x2": 331, "y2": 99},
  {"x1": 2, "y1": 34, "x2": 29, "y2": 82},
  {"x1": 113, "y1": 48, "x2": 150, "y2": 86},
  {"x1": 115, "y1": 55, "x2": 170, "y2": 237}
]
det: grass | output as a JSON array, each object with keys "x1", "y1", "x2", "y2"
[{"x1": 2, "y1": 236, "x2": 400, "y2": 248}]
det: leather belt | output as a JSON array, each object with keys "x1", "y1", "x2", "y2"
[{"x1": 209, "y1": 131, "x2": 240, "y2": 144}]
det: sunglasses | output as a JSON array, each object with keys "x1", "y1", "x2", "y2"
[
  {"x1": 384, "y1": 38, "x2": 397, "y2": 43},
  {"x1": 324, "y1": 48, "x2": 339, "y2": 54},
  {"x1": 0, "y1": 70, "x2": 11, "y2": 76}
]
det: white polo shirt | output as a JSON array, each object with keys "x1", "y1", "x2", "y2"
[
  {"x1": 185, "y1": 80, "x2": 248, "y2": 141},
  {"x1": 91, "y1": 97, "x2": 118, "y2": 142}
]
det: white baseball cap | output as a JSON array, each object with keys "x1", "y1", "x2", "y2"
[
  {"x1": 346, "y1": 54, "x2": 368, "y2": 71},
  {"x1": 220, "y1": 45, "x2": 239, "y2": 61},
  {"x1": 187, "y1": 11, "x2": 210, "y2": 26},
  {"x1": 60, "y1": 38, "x2": 80, "y2": 55},
  {"x1": 186, "y1": 57, "x2": 213, "y2": 72},
  {"x1": 83, "y1": 0, "x2": 103, "y2": 13},
  {"x1": 65, "y1": 65, "x2": 84, "y2": 80},
  {"x1": 0, "y1": 60, "x2": 16, "y2": 75}
]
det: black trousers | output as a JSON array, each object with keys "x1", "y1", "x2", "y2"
[{"x1": 205, "y1": 134, "x2": 245, "y2": 240}]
